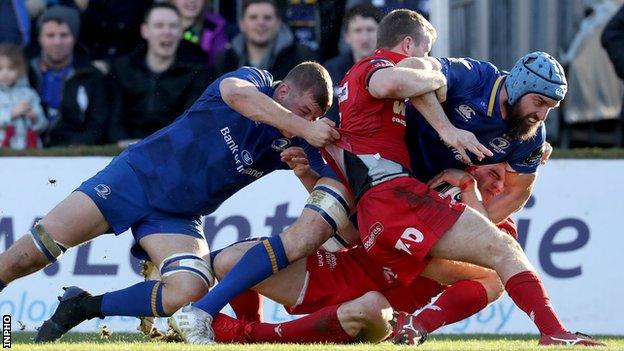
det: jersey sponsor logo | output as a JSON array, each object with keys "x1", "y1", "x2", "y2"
[
  {"x1": 336, "y1": 82, "x2": 348, "y2": 104},
  {"x1": 94, "y1": 184, "x2": 111, "y2": 200},
  {"x1": 391, "y1": 117, "x2": 406, "y2": 126},
  {"x1": 394, "y1": 227, "x2": 424, "y2": 255},
  {"x1": 324, "y1": 251, "x2": 337, "y2": 270},
  {"x1": 271, "y1": 138, "x2": 291, "y2": 152},
  {"x1": 363, "y1": 222, "x2": 384, "y2": 250},
  {"x1": 221, "y1": 127, "x2": 264, "y2": 178},
  {"x1": 316, "y1": 250, "x2": 324, "y2": 267},
  {"x1": 489, "y1": 136, "x2": 510, "y2": 153},
  {"x1": 456, "y1": 104, "x2": 476, "y2": 122},
  {"x1": 393, "y1": 101, "x2": 406, "y2": 116}
]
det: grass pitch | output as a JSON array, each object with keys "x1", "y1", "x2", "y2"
[{"x1": 8, "y1": 333, "x2": 624, "y2": 351}]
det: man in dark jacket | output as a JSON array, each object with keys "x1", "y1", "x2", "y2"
[
  {"x1": 323, "y1": 4, "x2": 381, "y2": 123},
  {"x1": 213, "y1": 0, "x2": 317, "y2": 80},
  {"x1": 108, "y1": 3, "x2": 208, "y2": 143},
  {"x1": 28, "y1": 5, "x2": 108, "y2": 146}
]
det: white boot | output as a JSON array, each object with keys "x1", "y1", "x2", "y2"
[{"x1": 168, "y1": 304, "x2": 215, "y2": 344}]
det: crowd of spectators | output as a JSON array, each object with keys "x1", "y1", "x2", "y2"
[{"x1": 0, "y1": 0, "x2": 429, "y2": 149}]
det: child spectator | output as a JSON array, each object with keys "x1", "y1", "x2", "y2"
[{"x1": 0, "y1": 43, "x2": 47, "y2": 149}]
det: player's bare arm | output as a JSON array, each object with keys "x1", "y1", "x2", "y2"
[
  {"x1": 219, "y1": 77, "x2": 339, "y2": 147},
  {"x1": 485, "y1": 169, "x2": 536, "y2": 223},
  {"x1": 411, "y1": 92, "x2": 492, "y2": 163},
  {"x1": 367, "y1": 66, "x2": 446, "y2": 99}
]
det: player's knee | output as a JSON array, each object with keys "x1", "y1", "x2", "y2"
[
  {"x1": 342, "y1": 291, "x2": 392, "y2": 325},
  {"x1": 162, "y1": 274, "x2": 208, "y2": 312},
  {"x1": 212, "y1": 248, "x2": 241, "y2": 280},
  {"x1": 482, "y1": 228, "x2": 523, "y2": 269},
  {"x1": 283, "y1": 183, "x2": 352, "y2": 259},
  {"x1": 480, "y1": 271, "x2": 505, "y2": 303}
]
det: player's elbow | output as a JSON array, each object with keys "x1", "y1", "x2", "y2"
[{"x1": 219, "y1": 78, "x2": 248, "y2": 107}]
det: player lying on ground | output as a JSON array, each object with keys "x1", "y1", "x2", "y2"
[
  {"x1": 0, "y1": 60, "x2": 362, "y2": 342},
  {"x1": 190, "y1": 163, "x2": 528, "y2": 344},
  {"x1": 323, "y1": 9, "x2": 604, "y2": 346}
]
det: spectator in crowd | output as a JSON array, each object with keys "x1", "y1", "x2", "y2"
[
  {"x1": 346, "y1": 0, "x2": 429, "y2": 18},
  {"x1": 108, "y1": 2, "x2": 208, "y2": 144},
  {"x1": 213, "y1": 0, "x2": 317, "y2": 80},
  {"x1": 77, "y1": 0, "x2": 153, "y2": 73},
  {"x1": 602, "y1": 3, "x2": 624, "y2": 144},
  {"x1": 324, "y1": 4, "x2": 381, "y2": 123},
  {"x1": 28, "y1": 5, "x2": 108, "y2": 146},
  {"x1": 0, "y1": 0, "x2": 31, "y2": 46},
  {"x1": 0, "y1": 43, "x2": 47, "y2": 149},
  {"x1": 170, "y1": 0, "x2": 230, "y2": 67}
]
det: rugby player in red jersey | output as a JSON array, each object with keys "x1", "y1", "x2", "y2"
[{"x1": 201, "y1": 163, "x2": 514, "y2": 344}]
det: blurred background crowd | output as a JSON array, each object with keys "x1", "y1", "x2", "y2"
[{"x1": 0, "y1": 0, "x2": 622, "y2": 150}]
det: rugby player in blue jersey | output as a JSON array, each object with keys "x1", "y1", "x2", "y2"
[
  {"x1": 404, "y1": 51, "x2": 563, "y2": 223},
  {"x1": 0, "y1": 62, "x2": 363, "y2": 342}
]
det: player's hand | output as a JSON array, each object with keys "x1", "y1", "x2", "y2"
[
  {"x1": 281, "y1": 147, "x2": 312, "y2": 178},
  {"x1": 540, "y1": 142, "x2": 553, "y2": 165},
  {"x1": 427, "y1": 168, "x2": 474, "y2": 189},
  {"x1": 439, "y1": 127, "x2": 493, "y2": 163},
  {"x1": 302, "y1": 118, "x2": 340, "y2": 148}
]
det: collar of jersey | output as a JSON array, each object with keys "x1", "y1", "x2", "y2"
[
  {"x1": 373, "y1": 48, "x2": 408, "y2": 63},
  {"x1": 487, "y1": 75, "x2": 505, "y2": 118}
]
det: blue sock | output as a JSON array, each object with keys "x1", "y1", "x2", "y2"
[
  {"x1": 194, "y1": 236, "x2": 289, "y2": 316},
  {"x1": 0, "y1": 279, "x2": 5, "y2": 292},
  {"x1": 101, "y1": 280, "x2": 166, "y2": 317}
]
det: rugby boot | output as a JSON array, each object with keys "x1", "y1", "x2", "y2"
[
  {"x1": 212, "y1": 313, "x2": 251, "y2": 343},
  {"x1": 35, "y1": 286, "x2": 102, "y2": 342},
  {"x1": 539, "y1": 332, "x2": 606, "y2": 346},
  {"x1": 389, "y1": 311, "x2": 428, "y2": 346},
  {"x1": 168, "y1": 303, "x2": 215, "y2": 344}
]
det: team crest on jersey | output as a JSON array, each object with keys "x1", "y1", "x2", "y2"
[
  {"x1": 336, "y1": 83, "x2": 348, "y2": 103},
  {"x1": 94, "y1": 184, "x2": 111, "y2": 199},
  {"x1": 456, "y1": 104, "x2": 476, "y2": 122},
  {"x1": 241, "y1": 150, "x2": 253, "y2": 165},
  {"x1": 382, "y1": 266, "x2": 398, "y2": 284},
  {"x1": 271, "y1": 138, "x2": 291, "y2": 152},
  {"x1": 489, "y1": 136, "x2": 510, "y2": 153}
]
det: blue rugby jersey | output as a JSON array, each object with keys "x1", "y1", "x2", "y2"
[
  {"x1": 121, "y1": 67, "x2": 335, "y2": 216},
  {"x1": 406, "y1": 57, "x2": 545, "y2": 182}
]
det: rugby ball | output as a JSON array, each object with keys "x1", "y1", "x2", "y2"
[{"x1": 433, "y1": 182, "x2": 462, "y2": 202}]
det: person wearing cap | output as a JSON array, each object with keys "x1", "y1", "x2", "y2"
[
  {"x1": 405, "y1": 51, "x2": 568, "y2": 224},
  {"x1": 27, "y1": 5, "x2": 108, "y2": 146}
]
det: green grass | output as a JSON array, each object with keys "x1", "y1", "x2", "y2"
[{"x1": 7, "y1": 333, "x2": 624, "y2": 351}]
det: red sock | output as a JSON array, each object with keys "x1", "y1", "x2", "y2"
[
  {"x1": 230, "y1": 290, "x2": 263, "y2": 322},
  {"x1": 248, "y1": 305, "x2": 353, "y2": 343},
  {"x1": 505, "y1": 271, "x2": 566, "y2": 335},
  {"x1": 413, "y1": 280, "x2": 488, "y2": 333}
]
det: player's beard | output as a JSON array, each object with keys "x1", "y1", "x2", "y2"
[{"x1": 507, "y1": 103, "x2": 541, "y2": 141}]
